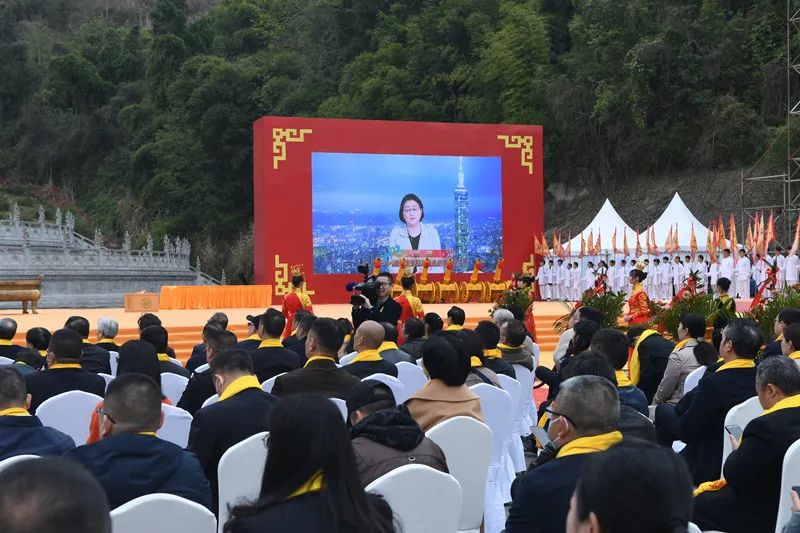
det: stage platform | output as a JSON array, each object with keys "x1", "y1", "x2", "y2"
[{"x1": 4, "y1": 302, "x2": 572, "y2": 367}]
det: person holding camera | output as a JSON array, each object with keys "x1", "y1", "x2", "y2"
[{"x1": 352, "y1": 272, "x2": 402, "y2": 329}]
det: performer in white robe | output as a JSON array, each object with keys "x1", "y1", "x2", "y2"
[
  {"x1": 571, "y1": 261, "x2": 582, "y2": 300},
  {"x1": 607, "y1": 260, "x2": 618, "y2": 292},
  {"x1": 535, "y1": 260, "x2": 547, "y2": 301},
  {"x1": 753, "y1": 254, "x2": 767, "y2": 297},
  {"x1": 583, "y1": 262, "x2": 596, "y2": 292},
  {"x1": 709, "y1": 259, "x2": 719, "y2": 296},
  {"x1": 786, "y1": 251, "x2": 799, "y2": 290},
  {"x1": 659, "y1": 256, "x2": 672, "y2": 300},
  {"x1": 618, "y1": 260, "x2": 629, "y2": 296},
  {"x1": 672, "y1": 257, "x2": 685, "y2": 297},
  {"x1": 650, "y1": 258, "x2": 660, "y2": 300},
  {"x1": 735, "y1": 250, "x2": 752, "y2": 299},
  {"x1": 776, "y1": 247, "x2": 787, "y2": 290},
  {"x1": 719, "y1": 249, "x2": 735, "y2": 287}
]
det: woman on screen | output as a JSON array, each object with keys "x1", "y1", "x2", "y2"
[{"x1": 389, "y1": 193, "x2": 442, "y2": 251}]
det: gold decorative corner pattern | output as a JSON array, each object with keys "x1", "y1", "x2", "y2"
[
  {"x1": 497, "y1": 134, "x2": 534, "y2": 174},
  {"x1": 273, "y1": 255, "x2": 314, "y2": 296},
  {"x1": 273, "y1": 128, "x2": 312, "y2": 170},
  {"x1": 521, "y1": 254, "x2": 536, "y2": 275}
]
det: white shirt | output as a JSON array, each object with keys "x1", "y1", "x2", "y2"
[
  {"x1": 720, "y1": 256, "x2": 735, "y2": 280},
  {"x1": 659, "y1": 263, "x2": 672, "y2": 283},
  {"x1": 388, "y1": 223, "x2": 441, "y2": 251},
  {"x1": 672, "y1": 263, "x2": 684, "y2": 283},
  {"x1": 709, "y1": 262, "x2": 719, "y2": 283},
  {"x1": 735, "y1": 256, "x2": 752, "y2": 281},
  {"x1": 787, "y1": 254, "x2": 800, "y2": 282}
]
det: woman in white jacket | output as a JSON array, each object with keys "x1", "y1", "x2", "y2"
[{"x1": 388, "y1": 193, "x2": 441, "y2": 251}]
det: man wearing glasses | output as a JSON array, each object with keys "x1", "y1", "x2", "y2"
[
  {"x1": 352, "y1": 272, "x2": 403, "y2": 329},
  {"x1": 505, "y1": 375, "x2": 623, "y2": 533}
]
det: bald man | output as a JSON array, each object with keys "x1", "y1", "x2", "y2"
[{"x1": 343, "y1": 320, "x2": 398, "y2": 379}]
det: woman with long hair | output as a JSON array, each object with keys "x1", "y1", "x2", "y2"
[
  {"x1": 624, "y1": 263, "x2": 651, "y2": 325},
  {"x1": 224, "y1": 394, "x2": 395, "y2": 533}
]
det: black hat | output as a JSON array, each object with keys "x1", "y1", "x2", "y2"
[
  {"x1": 346, "y1": 380, "x2": 395, "y2": 415},
  {"x1": 246, "y1": 314, "x2": 261, "y2": 328}
]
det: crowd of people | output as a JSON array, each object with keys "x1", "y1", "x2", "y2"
[{"x1": 3, "y1": 268, "x2": 800, "y2": 532}]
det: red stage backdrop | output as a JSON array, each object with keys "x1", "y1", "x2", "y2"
[{"x1": 254, "y1": 117, "x2": 543, "y2": 304}]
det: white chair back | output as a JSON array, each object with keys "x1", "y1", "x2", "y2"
[
  {"x1": 168, "y1": 357, "x2": 184, "y2": 367},
  {"x1": 339, "y1": 352, "x2": 357, "y2": 365},
  {"x1": 512, "y1": 365, "x2": 535, "y2": 433},
  {"x1": 329, "y1": 397, "x2": 348, "y2": 422},
  {"x1": 97, "y1": 373, "x2": 114, "y2": 391},
  {"x1": 396, "y1": 361, "x2": 428, "y2": 399},
  {"x1": 159, "y1": 404, "x2": 193, "y2": 448},
  {"x1": 0, "y1": 454, "x2": 39, "y2": 473},
  {"x1": 217, "y1": 432, "x2": 269, "y2": 533},
  {"x1": 683, "y1": 365, "x2": 706, "y2": 394},
  {"x1": 366, "y1": 464, "x2": 462, "y2": 533},
  {"x1": 0, "y1": 356, "x2": 14, "y2": 366},
  {"x1": 37, "y1": 390, "x2": 103, "y2": 445},
  {"x1": 776, "y1": 438, "x2": 800, "y2": 533},
  {"x1": 497, "y1": 374, "x2": 526, "y2": 477},
  {"x1": 261, "y1": 373, "x2": 286, "y2": 394},
  {"x1": 202, "y1": 394, "x2": 219, "y2": 409},
  {"x1": 722, "y1": 396, "x2": 762, "y2": 470},
  {"x1": 426, "y1": 417, "x2": 492, "y2": 532},
  {"x1": 161, "y1": 373, "x2": 190, "y2": 405},
  {"x1": 109, "y1": 351, "x2": 119, "y2": 377},
  {"x1": 362, "y1": 373, "x2": 406, "y2": 404},
  {"x1": 194, "y1": 363, "x2": 210, "y2": 374},
  {"x1": 111, "y1": 493, "x2": 216, "y2": 533},
  {"x1": 687, "y1": 522, "x2": 702, "y2": 533}
]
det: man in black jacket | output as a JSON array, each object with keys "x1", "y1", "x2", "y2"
[
  {"x1": 186, "y1": 320, "x2": 227, "y2": 374},
  {"x1": 282, "y1": 309, "x2": 312, "y2": 349},
  {"x1": 677, "y1": 318, "x2": 760, "y2": 484},
  {"x1": 474, "y1": 320, "x2": 515, "y2": 379},
  {"x1": 187, "y1": 348, "x2": 278, "y2": 512},
  {"x1": 64, "y1": 316, "x2": 110, "y2": 375},
  {"x1": 763, "y1": 308, "x2": 800, "y2": 358},
  {"x1": 694, "y1": 356, "x2": 800, "y2": 533},
  {"x1": 272, "y1": 318, "x2": 361, "y2": 400},
  {"x1": 286, "y1": 313, "x2": 316, "y2": 364},
  {"x1": 177, "y1": 329, "x2": 237, "y2": 415},
  {"x1": 236, "y1": 314, "x2": 262, "y2": 352},
  {"x1": 248, "y1": 309, "x2": 301, "y2": 382},
  {"x1": 400, "y1": 317, "x2": 426, "y2": 361},
  {"x1": 0, "y1": 318, "x2": 24, "y2": 360},
  {"x1": 351, "y1": 272, "x2": 402, "y2": 329},
  {"x1": 140, "y1": 325, "x2": 190, "y2": 378},
  {"x1": 26, "y1": 329, "x2": 106, "y2": 413},
  {"x1": 627, "y1": 326, "x2": 675, "y2": 403}
]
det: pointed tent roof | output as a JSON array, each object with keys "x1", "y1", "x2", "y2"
[
  {"x1": 641, "y1": 192, "x2": 710, "y2": 251},
  {"x1": 563, "y1": 199, "x2": 638, "y2": 253}
]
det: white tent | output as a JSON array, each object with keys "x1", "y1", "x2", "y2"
[
  {"x1": 641, "y1": 192, "x2": 711, "y2": 252},
  {"x1": 562, "y1": 199, "x2": 638, "y2": 254}
]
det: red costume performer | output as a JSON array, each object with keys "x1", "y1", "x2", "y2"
[
  {"x1": 281, "y1": 266, "x2": 314, "y2": 338},
  {"x1": 625, "y1": 263, "x2": 651, "y2": 325}
]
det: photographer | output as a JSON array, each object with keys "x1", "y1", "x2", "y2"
[{"x1": 352, "y1": 272, "x2": 402, "y2": 329}]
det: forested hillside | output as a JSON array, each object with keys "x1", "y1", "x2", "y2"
[{"x1": 0, "y1": 0, "x2": 792, "y2": 280}]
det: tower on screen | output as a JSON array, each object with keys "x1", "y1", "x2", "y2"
[{"x1": 454, "y1": 156, "x2": 469, "y2": 268}]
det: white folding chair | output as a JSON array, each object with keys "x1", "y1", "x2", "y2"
[
  {"x1": 159, "y1": 404, "x2": 193, "y2": 448},
  {"x1": 217, "y1": 431, "x2": 269, "y2": 532},
  {"x1": 683, "y1": 365, "x2": 706, "y2": 394},
  {"x1": 776, "y1": 439, "x2": 800, "y2": 533},
  {"x1": 0, "y1": 454, "x2": 39, "y2": 473},
  {"x1": 396, "y1": 361, "x2": 428, "y2": 399},
  {"x1": 512, "y1": 365, "x2": 535, "y2": 436},
  {"x1": 111, "y1": 493, "x2": 216, "y2": 533},
  {"x1": 202, "y1": 394, "x2": 219, "y2": 409},
  {"x1": 329, "y1": 397, "x2": 348, "y2": 422},
  {"x1": 161, "y1": 373, "x2": 190, "y2": 405},
  {"x1": 497, "y1": 374, "x2": 526, "y2": 477},
  {"x1": 469, "y1": 383, "x2": 514, "y2": 533},
  {"x1": 194, "y1": 363, "x2": 210, "y2": 374},
  {"x1": 427, "y1": 417, "x2": 492, "y2": 533},
  {"x1": 366, "y1": 464, "x2": 462, "y2": 533},
  {"x1": 37, "y1": 390, "x2": 103, "y2": 445},
  {"x1": 109, "y1": 351, "x2": 119, "y2": 377},
  {"x1": 722, "y1": 396, "x2": 761, "y2": 470},
  {"x1": 339, "y1": 352, "x2": 356, "y2": 365},
  {"x1": 261, "y1": 373, "x2": 286, "y2": 394},
  {"x1": 362, "y1": 373, "x2": 406, "y2": 404},
  {"x1": 97, "y1": 373, "x2": 114, "y2": 391}
]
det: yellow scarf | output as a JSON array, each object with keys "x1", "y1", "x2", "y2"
[
  {"x1": 349, "y1": 350, "x2": 383, "y2": 364},
  {"x1": 673, "y1": 338, "x2": 696, "y2": 352},
  {"x1": 304, "y1": 355, "x2": 335, "y2": 367},
  {"x1": 378, "y1": 341, "x2": 399, "y2": 352},
  {"x1": 258, "y1": 339, "x2": 284, "y2": 349},
  {"x1": 81, "y1": 339, "x2": 91, "y2": 344},
  {"x1": 246, "y1": 334, "x2": 261, "y2": 341},
  {"x1": 98, "y1": 338, "x2": 116, "y2": 344},
  {"x1": 138, "y1": 431, "x2": 158, "y2": 437},
  {"x1": 630, "y1": 330, "x2": 660, "y2": 385},
  {"x1": 615, "y1": 370, "x2": 633, "y2": 387},
  {"x1": 470, "y1": 356, "x2": 483, "y2": 367},
  {"x1": 343, "y1": 334, "x2": 352, "y2": 344},
  {"x1": 287, "y1": 470, "x2": 325, "y2": 500},
  {"x1": 157, "y1": 353, "x2": 173, "y2": 363},
  {"x1": 218, "y1": 375, "x2": 263, "y2": 401},
  {"x1": 38, "y1": 350, "x2": 46, "y2": 358},
  {"x1": 50, "y1": 363, "x2": 81, "y2": 370},
  {"x1": 294, "y1": 289, "x2": 313, "y2": 309},
  {"x1": 497, "y1": 343, "x2": 520, "y2": 351},
  {"x1": 483, "y1": 349, "x2": 502, "y2": 359},
  {"x1": 0, "y1": 340, "x2": 12, "y2": 346},
  {"x1": 0, "y1": 407, "x2": 30, "y2": 417},
  {"x1": 557, "y1": 431, "x2": 624, "y2": 458},
  {"x1": 716, "y1": 358, "x2": 756, "y2": 372},
  {"x1": 789, "y1": 351, "x2": 800, "y2": 361},
  {"x1": 777, "y1": 334, "x2": 785, "y2": 342},
  {"x1": 445, "y1": 325, "x2": 464, "y2": 331}
]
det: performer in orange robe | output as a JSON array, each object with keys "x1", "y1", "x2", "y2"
[
  {"x1": 281, "y1": 268, "x2": 313, "y2": 338},
  {"x1": 625, "y1": 262, "x2": 651, "y2": 325}
]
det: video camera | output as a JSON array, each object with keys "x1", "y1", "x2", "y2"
[{"x1": 346, "y1": 262, "x2": 380, "y2": 305}]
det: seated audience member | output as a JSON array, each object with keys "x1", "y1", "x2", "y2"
[
  {"x1": 782, "y1": 323, "x2": 800, "y2": 366},
  {"x1": 494, "y1": 310, "x2": 540, "y2": 367},
  {"x1": 344, "y1": 321, "x2": 398, "y2": 379},
  {"x1": 0, "y1": 318, "x2": 24, "y2": 359},
  {"x1": 282, "y1": 309, "x2": 311, "y2": 348},
  {"x1": 424, "y1": 312, "x2": 443, "y2": 337},
  {"x1": 764, "y1": 308, "x2": 800, "y2": 358},
  {"x1": 224, "y1": 394, "x2": 394, "y2": 533},
  {"x1": 140, "y1": 325, "x2": 190, "y2": 378},
  {"x1": 187, "y1": 349, "x2": 278, "y2": 511},
  {"x1": 348, "y1": 380, "x2": 448, "y2": 486},
  {"x1": 377, "y1": 322, "x2": 415, "y2": 364},
  {"x1": 26, "y1": 329, "x2": 105, "y2": 414},
  {"x1": 64, "y1": 316, "x2": 110, "y2": 375},
  {"x1": 566, "y1": 442, "x2": 693, "y2": 533},
  {"x1": 272, "y1": 318, "x2": 361, "y2": 400},
  {"x1": 676, "y1": 318, "x2": 760, "y2": 484},
  {"x1": 400, "y1": 317, "x2": 426, "y2": 360},
  {"x1": 136, "y1": 313, "x2": 177, "y2": 357},
  {"x1": 499, "y1": 319, "x2": 535, "y2": 371},
  {"x1": 550, "y1": 306, "x2": 603, "y2": 365},
  {"x1": 505, "y1": 376, "x2": 623, "y2": 533},
  {"x1": 94, "y1": 317, "x2": 121, "y2": 353},
  {"x1": 654, "y1": 313, "x2": 716, "y2": 405},
  {"x1": 627, "y1": 326, "x2": 675, "y2": 403},
  {"x1": 187, "y1": 321, "x2": 226, "y2": 374},
  {"x1": 445, "y1": 306, "x2": 466, "y2": 331},
  {"x1": 13, "y1": 349, "x2": 43, "y2": 375},
  {"x1": 590, "y1": 328, "x2": 648, "y2": 416},
  {"x1": 537, "y1": 320, "x2": 601, "y2": 404},
  {"x1": 336, "y1": 318, "x2": 354, "y2": 357},
  {"x1": 0, "y1": 366, "x2": 74, "y2": 460},
  {"x1": 248, "y1": 309, "x2": 301, "y2": 383},
  {"x1": 406, "y1": 333, "x2": 483, "y2": 431},
  {"x1": 237, "y1": 314, "x2": 262, "y2": 353},
  {"x1": 693, "y1": 356, "x2": 800, "y2": 533},
  {"x1": 87, "y1": 340, "x2": 173, "y2": 443},
  {"x1": 177, "y1": 329, "x2": 238, "y2": 415},
  {"x1": 0, "y1": 457, "x2": 112, "y2": 533},
  {"x1": 461, "y1": 329, "x2": 502, "y2": 387},
  {"x1": 474, "y1": 320, "x2": 515, "y2": 379},
  {"x1": 287, "y1": 313, "x2": 317, "y2": 363},
  {"x1": 25, "y1": 326, "x2": 51, "y2": 364},
  {"x1": 68, "y1": 374, "x2": 211, "y2": 510}
]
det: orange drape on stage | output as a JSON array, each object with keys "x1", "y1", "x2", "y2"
[{"x1": 159, "y1": 285, "x2": 273, "y2": 310}]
